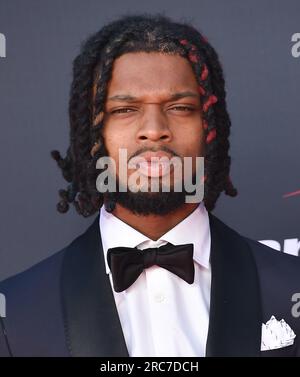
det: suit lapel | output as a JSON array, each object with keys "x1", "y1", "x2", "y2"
[
  {"x1": 61, "y1": 214, "x2": 129, "y2": 357},
  {"x1": 206, "y1": 213, "x2": 262, "y2": 356}
]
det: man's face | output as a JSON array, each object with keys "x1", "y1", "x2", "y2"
[{"x1": 100, "y1": 51, "x2": 205, "y2": 214}]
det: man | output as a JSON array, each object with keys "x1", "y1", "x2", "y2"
[{"x1": 0, "y1": 14, "x2": 299, "y2": 357}]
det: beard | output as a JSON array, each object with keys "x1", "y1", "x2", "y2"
[{"x1": 103, "y1": 173, "x2": 199, "y2": 216}]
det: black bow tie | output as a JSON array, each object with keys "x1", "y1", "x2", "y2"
[{"x1": 107, "y1": 243, "x2": 195, "y2": 293}]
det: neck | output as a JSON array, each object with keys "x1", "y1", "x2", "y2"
[{"x1": 110, "y1": 202, "x2": 200, "y2": 240}]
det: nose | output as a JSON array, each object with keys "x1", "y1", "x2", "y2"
[{"x1": 136, "y1": 104, "x2": 172, "y2": 143}]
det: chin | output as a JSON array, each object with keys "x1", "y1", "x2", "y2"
[{"x1": 106, "y1": 190, "x2": 187, "y2": 216}]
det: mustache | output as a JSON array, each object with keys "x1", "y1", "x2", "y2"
[{"x1": 128, "y1": 146, "x2": 181, "y2": 162}]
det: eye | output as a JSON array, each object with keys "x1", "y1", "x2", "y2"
[
  {"x1": 170, "y1": 106, "x2": 195, "y2": 112},
  {"x1": 110, "y1": 108, "x2": 136, "y2": 114}
]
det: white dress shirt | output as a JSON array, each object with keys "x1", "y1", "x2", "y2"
[{"x1": 99, "y1": 202, "x2": 211, "y2": 357}]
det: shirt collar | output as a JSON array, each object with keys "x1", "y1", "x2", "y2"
[{"x1": 99, "y1": 202, "x2": 211, "y2": 274}]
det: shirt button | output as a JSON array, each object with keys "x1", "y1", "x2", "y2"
[{"x1": 153, "y1": 293, "x2": 165, "y2": 303}]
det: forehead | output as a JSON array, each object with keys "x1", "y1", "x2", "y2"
[{"x1": 106, "y1": 52, "x2": 199, "y2": 98}]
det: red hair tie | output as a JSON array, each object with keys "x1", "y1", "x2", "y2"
[
  {"x1": 203, "y1": 95, "x2": 218, "y2": 112},
  {"x1": 201, "y1": 64, "x2": 209, "y2": 81},
  {"x1": 179, "y1": 39, "x2": 189, "y2": 45},
  {"x1": 198, "y1": 85, "x2": 206, "y2": 96},
  {"x1": 188, "y1": 52, "x2": 198, "y2": 63},
  {"x1": 206, "y1": 128, "x2": 217, "y2": 144}
]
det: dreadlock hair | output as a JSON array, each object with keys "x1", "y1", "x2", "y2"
[{"x1": 51, "y1": 13, "x2": 237, "y2": 217}]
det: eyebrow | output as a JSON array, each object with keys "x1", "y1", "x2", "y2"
[{"x1": 107, "y1": 91, "x2": 199, "y2": 102}]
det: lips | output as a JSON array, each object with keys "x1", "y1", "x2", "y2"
[
  {"x1": 137, "y1": 160, "x2": 172, "y2": 177},
  {"x1": 135, "y1": 151, "x2": 173, "y2": 162},
  {"x1": 129, "y1": 152, "x2": 174, "y2": 178}
]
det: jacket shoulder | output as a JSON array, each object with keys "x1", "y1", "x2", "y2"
[
  {"x1": 211, "y1": 213, "x2": 300, "y2": 268},
  {"x1": 0, "y1": 220, "x2": 97, "y2": 357},
  {"x1": 0, "y1": 247, "x2": 67, "y2": 356},
  {"x1": 244, "y1": 235, "x2": 300, "y2": 270},
  {"x1": 0, "y1": 217, "x2": 98, "y2": 294}
]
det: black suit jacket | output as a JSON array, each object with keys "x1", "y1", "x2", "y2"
[{"x1": 0, "y1": 213, "x2": 299, "y2": 357}]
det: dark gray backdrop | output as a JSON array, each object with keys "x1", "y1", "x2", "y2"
[{"x1": 0, "y1": 0, "x2": 299, "y2": 281}]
